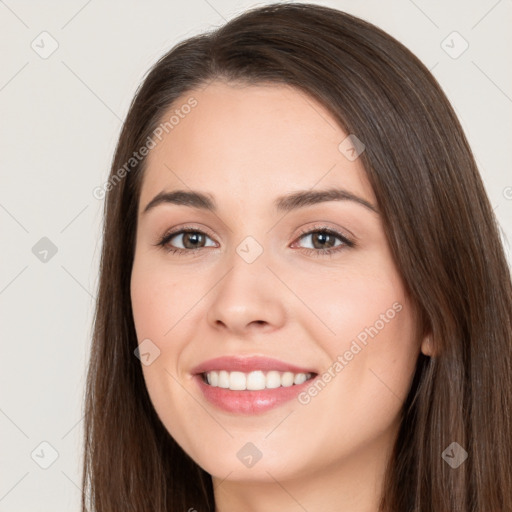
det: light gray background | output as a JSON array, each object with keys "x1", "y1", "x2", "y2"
[{"x1": 1, "y1": 1, "x2": 511, "y2": 510}]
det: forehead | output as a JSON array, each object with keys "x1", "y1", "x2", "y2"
[{"x1": 139, "y1": 81, "x2": 375, "y2": 213}]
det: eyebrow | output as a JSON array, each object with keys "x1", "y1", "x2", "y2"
[{"x1": 142, "y1": 188, "x2": 378, "y2": 215}]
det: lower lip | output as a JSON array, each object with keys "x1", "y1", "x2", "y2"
[{"x1": 195, "y1": 375, "x2": 316, "y2": 414}]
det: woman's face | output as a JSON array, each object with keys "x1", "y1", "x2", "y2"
[{"x1": 130, "y1": 81, "x2": 428, "y2": 489}]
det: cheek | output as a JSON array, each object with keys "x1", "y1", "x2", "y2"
[
  {"x1": 291, "y1": 254, "x2": 409, "y2": 349},
  {"x1": 317, "y1": 300, "x2": 418, "y2": 437},
  {"x1": 297, "y1": 260, "x2": 419, "y2": 431},
  {"x1": 130, "y1": 263, "x2": 203, "y2": 454},
  {"x1": 291, "y1": 302, "x2": 419, "y2": 473},
  {"x1": 130, "y1": 263, "x2": 185, "y2": 406},
  {"x1": 130, "y1": 259, "x2": 189, "y2": 345}
]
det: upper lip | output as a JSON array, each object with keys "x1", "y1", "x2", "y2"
[{"x1": 191, "y1": 356, "x2": 317, "y2": 375}]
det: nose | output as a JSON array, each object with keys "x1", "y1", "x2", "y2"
[{"x1": 206, "y1": 248, "x2": 287, "y2": 337}]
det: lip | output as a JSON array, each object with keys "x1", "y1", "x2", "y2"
[
  {"x1": 190, "y1": 355, "x2": 316, "y2": 375},
  {"x1": 191, "y1": 356, "x2": 318, "y2": 415}
]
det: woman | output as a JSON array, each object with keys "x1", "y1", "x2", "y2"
[{"x1": 82, "y1": 3, "x2": 512, "y2": 511}]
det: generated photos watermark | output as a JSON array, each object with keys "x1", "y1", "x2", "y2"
[
  {"x1": 298, "y1": 301, "x2": 403, "y2": 405},
  {"x1": 92, "y1": 96, "x2": 198, "y2": 200}
]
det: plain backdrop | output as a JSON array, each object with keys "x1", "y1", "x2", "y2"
[{"x1": 1, "y1": 1, "x2": 511, "y2": 510}]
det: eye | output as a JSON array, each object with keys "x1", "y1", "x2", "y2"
[
  {"x1": 156, "y1": 227, "x2": 216, "y2": 254},
  {"x1": 292, "y1": 226, "x2": 355, "y2": 257}
]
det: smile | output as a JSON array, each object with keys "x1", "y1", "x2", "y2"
[
  {"x1": 192, "y1": 356, "x2": 318, "y2": 414},
  {"x1": 202, "y1": 370, "x2": 314, "y2": 390}
]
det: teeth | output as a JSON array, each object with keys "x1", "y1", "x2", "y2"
[
  {"x1": 229, "y1": 371, "x2": 246, "y2": 391},
  {"x1": 293, "y1": 373, "x2": 307, "y2": 385},
  {"x1": 246, "y1": 370, "x2": 266, "y2": 390},
  {"x1": 218, "y1": 370, "x2": 230, "y2": 389},
  {"x1": 203, "y1": 370, "x2": 313, "y2": 390},
  {"x1": 281, "y1": 372, "x2": 294, "y2": 387}
]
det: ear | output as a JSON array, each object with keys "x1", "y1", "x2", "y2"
[{"x1": 420, "y1": 333, "x2": 434, "y2": 357}]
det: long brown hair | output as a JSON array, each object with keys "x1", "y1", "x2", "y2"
[{"x1": 82, "y1": 3, "x2": 512, "y2": 510}]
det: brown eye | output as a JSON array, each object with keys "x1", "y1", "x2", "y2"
[
  {"x1": 300, "y1": 231, "x2": 340, "y2": 250},
  {"x1": 292, "y1": 227, "x2": 355, "y2": 258},
  {"x1": 158, "y1": 229, "x2": 216, "y2": 252},
  {"x1": 176, "y1": 231, "x2": 207, "y2": 249}
]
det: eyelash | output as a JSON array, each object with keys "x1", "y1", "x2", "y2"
[{"x1": 155, "y1": 224, "x2": 355, "y2": 258}]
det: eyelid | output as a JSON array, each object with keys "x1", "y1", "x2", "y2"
[
  {"x1": 157, "y1": 223, "x2": 217, "y2": 243},
  {"x1": 294, "y1": 222, "x2": 356, "y2": 242}
]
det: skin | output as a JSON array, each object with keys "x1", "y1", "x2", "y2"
[{"x1": 130, "y1": 80, "x2": 432, "y2": 512}]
